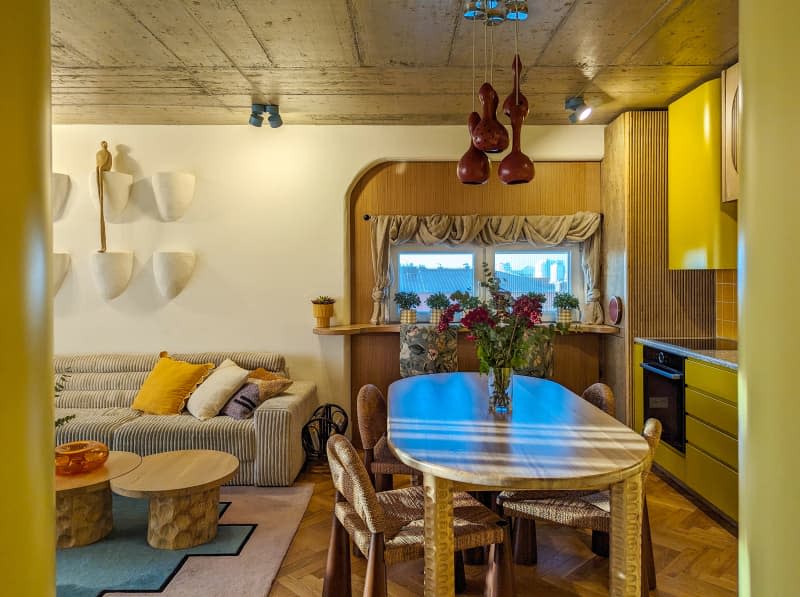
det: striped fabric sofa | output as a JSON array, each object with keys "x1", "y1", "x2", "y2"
[{"x1": 54, "y1": 352, "x2": 318, "y2": 486}]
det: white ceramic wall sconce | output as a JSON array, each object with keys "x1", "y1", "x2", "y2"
[
  {"x1": 52, "y1": 252, "x2": 70, "y2": 294},
  {"x1": 88, "y1": 171, "x2": 133, "y2": 221},
  {"x1": 52, "y1": 173, "x2": 71, "y2": 221},
  {"x1": 90, "y1": 251, "x2": 134, "y2": 300},
  {"x1": 152, "y1": 172, "x2": 195, "y2": 221},
  {"x1": 153, "y1": 251, "x2": 196, "y2": 299}
]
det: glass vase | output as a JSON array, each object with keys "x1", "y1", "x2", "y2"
[{"x1": 488, "y1": 367, "x2": 513, "y2": 413}]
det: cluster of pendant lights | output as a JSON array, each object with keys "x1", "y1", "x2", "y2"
[{"x1": 458, "y1": 1, "x2": 532, "y2": 186}]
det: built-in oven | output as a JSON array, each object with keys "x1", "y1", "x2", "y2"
[{"x1": 640, "y1": 346, "x2": 686, "y2": 452}]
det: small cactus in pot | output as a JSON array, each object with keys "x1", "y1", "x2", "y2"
[{"x1": 311, "y1": 296, "x2": 336, "y2": 328}]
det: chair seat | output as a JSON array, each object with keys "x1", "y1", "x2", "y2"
[
  {"x1": 500, "y1": 491, "x2": 611, "y2": 533},
  {"x1": 371, "y1": 435, "x2": 417, "y2": 476},
  {"x1": 335, "y1": 486, "x2": 504, "y2": 565},
  {"x1": 498, "y1": 489, "x2": 596, "y2": 503}
]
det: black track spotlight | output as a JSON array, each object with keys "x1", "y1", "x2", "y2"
[
  {"x1": 565, "y1": 96, "x2": 592, "y2": 124},
  {"x1": 249, "y1": 103, "x2": 282, "y2": 128}
]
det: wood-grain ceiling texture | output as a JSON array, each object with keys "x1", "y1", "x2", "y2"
[{"x1": 51, "y1": 0, "x2": 739, "y2": 125}]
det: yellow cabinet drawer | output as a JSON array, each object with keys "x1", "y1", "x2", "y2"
[
  {"x1": 654, "y1": 442, "x2": 687, "y2": 483},
  {"x1": 686, "y1": 445, "x2": 738, "y2": 521},
  {"x1": 685, "y1": 388, "x2": 738, "y2": 437},
  {"x1": 686, "y1": 359, "x2": 738, "y2": 404},
  {"x1": 686, "y1": 415, "x2": 738, "y2": 470}
]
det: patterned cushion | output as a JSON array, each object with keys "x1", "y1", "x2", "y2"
[
  {"x1": 220, "y1": 383, "x2": 261, "y2": 419},
  {"x1": 514, "y1": 335, "x2": 554, "y2": 378},
  {"x1": 55, "y1": 407, "x2": 141, "y2": 447},
  {"x1": 399, "y1": 324, "x2": 458, "y2": 378},
  {"x1": 335, "y1": 486, "x2": 504, "y2": 565},
  {"x1": 112, "y1": 412, "x2": 256, "y2": 462}
]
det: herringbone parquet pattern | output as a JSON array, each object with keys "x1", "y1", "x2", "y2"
[{"x1": 270, "y1": 466, "x2": 737, "y2": 596}]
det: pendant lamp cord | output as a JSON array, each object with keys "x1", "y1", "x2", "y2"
[
  {"x1": 483, "y1": 17, "x2": 488, "y2": 84},
  {"x1": 490, "y1": 22, "x2": 495, "y2": 86},
  {"x1": 472, "y1": 15, "x2": 476, "y2": 113},
  {"x1": 514, "y1": 2, "x2": 519, "y2": 105}
]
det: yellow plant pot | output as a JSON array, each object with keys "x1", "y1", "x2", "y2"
[
  {"x1": 558, "y1": 309, "x2": 573, "y2": 324},
  {"x1": 400, "y1": 309, "x2": 417, "y2": 324},
  {"x1": 429, "y1": 308, "x2": 443, "y2": 327},
  {"x1": 312, "y1": 302, "x2": 335, "y2": 328}
]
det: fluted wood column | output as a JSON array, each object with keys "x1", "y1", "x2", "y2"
[{"x1": 0, "y1": 2, "x2": 53, "y2": 595}]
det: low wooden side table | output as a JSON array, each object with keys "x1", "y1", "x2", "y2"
[
  {"x1": 55, "y1": 450, "x2": 141, "y2": 548},
  {"x1": 111, "y1": 450, "x2": 239, "y2": 550}
]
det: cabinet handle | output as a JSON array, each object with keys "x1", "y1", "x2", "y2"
[{"x1": 640, "y1": 362, "x2": 684, "y2": 380}]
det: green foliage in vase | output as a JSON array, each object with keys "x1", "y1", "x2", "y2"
[
  {"x1": 553, "y1": 292, "x2": 580, "y2": 310},
  {"x1": 439, "y1": 263, "x2": 564, "y2": 374},
  {"x1": 425, "y1": 292, "x2": 450, "y2": 310},
  {"x1": 394, "y1": 291, "x2": 421, "y2": 310},
  {"x1": 449, "y1": 290, "x2": 480, "y2": 310}
]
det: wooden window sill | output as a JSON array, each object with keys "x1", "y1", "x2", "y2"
[{"x1": 313, "y1": 323, "x2": 619, "y2": 336}]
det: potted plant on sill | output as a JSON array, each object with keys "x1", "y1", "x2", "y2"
[
  {"x1": 311, "y1": 296, "x2": 336, "y2": 328},
  {"x1": 426, "y1": 292, "x2": 450, "y2": 326},
  {"x1": 553, "y1": 292, "x2": 580, "y2": 324},
  {"x1": 394, "y1": 291, "x2": 421, "y2": 324},
  {"x1": 449, "y1": 290, "x2": 480, "y2": 322}
]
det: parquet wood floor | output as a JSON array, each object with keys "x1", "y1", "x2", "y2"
[{"x1": 270, "y1": 467, "x2": 737, "y2": 596}]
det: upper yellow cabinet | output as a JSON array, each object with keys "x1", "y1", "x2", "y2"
[{"x1": 668, "y1": 79, "x2": 738, "y2": 269}]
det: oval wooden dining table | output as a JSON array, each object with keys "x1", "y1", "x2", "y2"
[{"x1": 387, "y1": 372, "x2": 651, "y2": 597}]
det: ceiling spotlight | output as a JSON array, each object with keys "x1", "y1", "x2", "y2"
[
  {"x1": 565, "y1": 96, "x2": 592, "y2": 123},
  {"x1": 249, "y1": 103, "x2": 283, "y2": 128},
  {"x1": 505, "y1": 0, "x2": 529, "y2": 20}
]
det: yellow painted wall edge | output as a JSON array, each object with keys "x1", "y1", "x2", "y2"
[
  {"x1": 0, "y1": 2, "x2": 54, "y2": 595},
  {"x1": 668, "y1": 78, "x2": 738, "y2": 269}
]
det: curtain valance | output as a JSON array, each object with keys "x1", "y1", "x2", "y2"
[{"x1": 369, "y1": 212, "x2": 603, "y2": 324}]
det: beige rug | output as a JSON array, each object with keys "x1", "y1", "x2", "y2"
[{"x1": 105, "y1": 484, "x2": 313, "y2": 597}]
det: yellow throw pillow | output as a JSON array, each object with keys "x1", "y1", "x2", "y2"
[
  {"x1": 249, "y1": 368, "x2": 287, "y2": 382},
  {"x1": 132, "y1": 352, "x2": 215, "y2": 415}
]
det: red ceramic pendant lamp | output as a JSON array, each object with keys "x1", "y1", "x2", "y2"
[{"x1": 458, "y1": 1, "x2": 533, "y2": 186}]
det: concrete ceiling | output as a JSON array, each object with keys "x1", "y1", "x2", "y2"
[{"x1": 51, "y1": 0, "x2": 739, "y2": 125}]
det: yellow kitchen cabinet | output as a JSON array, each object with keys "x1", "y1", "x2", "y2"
[{"x1": 668, "y1": 78, "x2": 738, "y2": 269}]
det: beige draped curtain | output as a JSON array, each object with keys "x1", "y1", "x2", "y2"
[{"x1": 369, "y1": 212, "x2": 603, "y2": 324}]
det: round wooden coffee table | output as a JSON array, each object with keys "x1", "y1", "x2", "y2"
[
  {"x1": 110, "y1": 449, "x2": 239, "y2": 550},
  {"x1": 55, "y1": 450, "x2": 141, "y2": 548}
]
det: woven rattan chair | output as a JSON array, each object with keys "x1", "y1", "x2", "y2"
[
  {"x1": 322, "y1": 434, "x2": 515, "y2": 597},
  {"x1": 497, "y1": 382, "x2": 617, "y2": 564},
  {"x1": 500, "y1": 418, "x2": 663, "y2": 596},
  {"x1": 356, "y1": 384, "x2": 421, "y2": 491}
]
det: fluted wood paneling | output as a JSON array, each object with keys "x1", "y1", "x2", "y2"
[
  {"x1": 601, "y1": 111, "x2": 716, "y2": 424},
  {"x1": 349, "y1": 161, "x2": 603, "y2": 446}
]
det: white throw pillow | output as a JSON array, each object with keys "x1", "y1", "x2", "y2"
[{"x1": 186, "y1": 358, "x2": 250, "y2": 421}]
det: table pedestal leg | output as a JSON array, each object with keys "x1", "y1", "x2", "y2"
[
  {"x1": 147, "y1": 487, "x2": 220, "y2": 550},
  {"x1": 610, "y1": 474, "x2": 643, "y2": 597},
  {"x1": 56, "y1": 482, "x2": 113, "y2": 548},
  {"x1": 423, "y1": 473, "x2": 454, "y2": 597}
]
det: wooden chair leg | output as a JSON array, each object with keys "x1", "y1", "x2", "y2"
[
  {"x1": 512, "y1": 516, "x2": 537, "y2": 565},
  {"x1": 485, "y1": 521, "x2": 515, "y2": 597},
  {"x1": 591, "y1": 530, "x2": 610, "y2": 557},
  {"x1": 323, "y1": 511, "x2": 352, "y2": 597},
  {"x1": 643, "y1": 498, "x2": 656, "y2": 591},
  {"x1": 455, "y1": 551, "x2": 467, "y2": 594},
  {"x1": 363, "y1": 532, "x2": 387, "y2": 597},
  {"x1": 465, "y1": 545, "x2": 487, "y2": 565}
]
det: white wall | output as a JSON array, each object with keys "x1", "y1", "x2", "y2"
[{"x1": 52, "y1": 124, "x2": 604, "y2": 412}]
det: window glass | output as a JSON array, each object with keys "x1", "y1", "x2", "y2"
[
  {"x1": 493, "y1": 251, "x2": 572, "y2": 313},
  {"x1": 396, "y1": 252, "x2": 475, "y2": 315}
]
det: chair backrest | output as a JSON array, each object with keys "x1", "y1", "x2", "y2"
[
  {"x1": 641, "y1": 418, "x2": 663, "y2": 478},
  {"x1": 581, "y1": 382, "x2": 616, "y2": 417},
  {"x1": 356, "y1": 384, "x2": 388, "y2": 451},
  {"x1": 327, "y1": 434, "x2": 385, "y2": 534}
]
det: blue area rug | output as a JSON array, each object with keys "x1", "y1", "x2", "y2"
[{"x1": 57, "y1": 495, "x2": 255, "y2": 597}]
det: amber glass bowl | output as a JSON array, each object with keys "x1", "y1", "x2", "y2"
[{"x1": 55, "y1": 441, "x2": 110, "y2": 476}]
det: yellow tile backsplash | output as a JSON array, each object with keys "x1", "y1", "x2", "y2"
[{"x1": 715, "y1": 269, "x2": 738, "y2": 340}]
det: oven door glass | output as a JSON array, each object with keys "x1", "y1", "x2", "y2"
[{"x1": 643, "y1": 367, "x2": 685, "y2": 452}]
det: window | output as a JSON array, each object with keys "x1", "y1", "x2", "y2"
[
  {"x1": 390, "y1": 244, "x2": 583, "y2": 321},
  {"x1": 394, "y1": 251, "x2": 476, "y2": 318}
]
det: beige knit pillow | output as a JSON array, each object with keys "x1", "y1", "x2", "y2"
[{"x1": 187, "y1": 358, "x2": 250, "y2": 420}]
